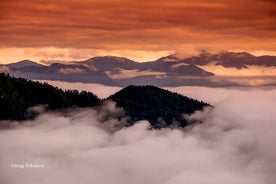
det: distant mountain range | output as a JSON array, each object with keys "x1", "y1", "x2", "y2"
[
  {"x1": 2, "y1": 60, "x2": 117, "y2": 85},
  {"x1": 0, "y1": 74, "x2": 209, "y2": 129},
  {"x1": 173, "y1": 51, "x2": 276, "y2": 69},
  {"x1": 1, "y1": 51, "x2": 275, "y2": 87}
]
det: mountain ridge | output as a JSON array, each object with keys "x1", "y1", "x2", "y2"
[
  {"x1": 3, "y1": 51, "x2": 276, "y2": 67},
  {"x1": 177, "y1": 51, "x2": 276, "y2": 68},
  {"x1": 1, "y1": 51, "x2": 276, "y2": 87},
  {"x1": 0, "y1": 74, "x2": 209, "y2": 129},
  {"x1": 6, "y1": 60, "x2": 44, "y2": 68},
  {"x1": 0, "y1": 73, "x2": 101, "y2": 121}
]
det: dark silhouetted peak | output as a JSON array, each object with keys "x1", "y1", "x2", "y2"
[{"x1": 107, "y1": 85, "x2": 210, "y2": 128}]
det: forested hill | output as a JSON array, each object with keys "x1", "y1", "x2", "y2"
[
  {"x1": 0, "y1": 74, "x2": 210, "y2": 129},
  {"x1": 108, "y1": 85, "x2": 210, "y2": 128},
  {"x1": 0, "y1": 73, "x2": 100, "y2": 120}
]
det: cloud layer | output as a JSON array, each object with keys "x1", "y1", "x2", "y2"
[
  {"x1": 38, "y1": 80, "x2": 121, "y2": 98},
  {"x1": 0, "y1": 87, "x2": 276, "y2": 184}
]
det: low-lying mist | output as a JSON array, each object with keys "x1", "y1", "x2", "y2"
[{"x1": 0, "y1": 87, "x2": 276, "y2": 184}]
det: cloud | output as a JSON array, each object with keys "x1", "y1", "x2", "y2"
[
  {"x1": 105, "y1": 69, "x2": 167, "y2": 79},
  {"x1": 58, "y1": 67, "x2": 87, "y2": 75},
  {"x1": 167, "y1": 86, "x2": 276, "y2": 104},
  {"x1": 0, "y1": 0, "x2": 276, "y2": 60},
  {"x1": 38, "y1": 80, "x2": 276, "y2": 101},
  {"x1": 190, "y1": 64, "x2": 276, "y2": 86},
  {"x1": 0, "y1": 87, "x2": 276, "y2": 183},
  {"x1": 0, "y1": 47, "x2": 173, "y2": 64},
  {"x1": 200, "y1": 65, "x2": 276, "y2": 77},
  {"x1": 0, "y1": 66, "x2": 9, "y2": 73},
  {"x1": 38, "y1": 80, "x2": 121, "y2": 98}
]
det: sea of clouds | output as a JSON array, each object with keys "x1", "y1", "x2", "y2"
[{"x1": 0, "y1": 84, "x2": 276, "y2": 184}]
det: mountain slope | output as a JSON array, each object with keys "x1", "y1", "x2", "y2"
[
  {"x1": 80, "y1": 56, "x2": 139, "y2": 71},
  {"x1": 144, "y1": 57, "x2": 214, "y2": 76},
  {"x1": 181, "y1": 51, "x2": 276, "y2": 68},
  {"x1": 7, "y1": 63, "x2": 118, "y2": 86},
  {"x1": 77, "y1": 56, "x2": 215, "y2": 86},
  {"x1": 0, "y1": 74, "x2": 210, "y2": 129},
  {"x1": 80, "y1": 56, "x2": 214, "y2": 77},
  {"x1": 107, "y1": 85, "x2": 210, "y2": 128},
  {"x1": 6, "y1": 60, "x2": 43, "y2": 68},
  {"x1": 0, "y1": 73, "x2": 100, "y2": 120},
  {"x1": 256, "y1": 56, "x2": 276, "y2": 67}
]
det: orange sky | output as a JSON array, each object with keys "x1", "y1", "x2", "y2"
[{"x1": 0, "y1": 0, "x2": 276, "y2": 63}]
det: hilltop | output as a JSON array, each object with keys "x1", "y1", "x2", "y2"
[{"x1": 107, "y1": 85, "x2": 209, "y2": 128}]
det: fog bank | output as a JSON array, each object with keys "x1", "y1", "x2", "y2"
[{"x1": 1, "y1": 87, "x2": 276, "y2": 184}]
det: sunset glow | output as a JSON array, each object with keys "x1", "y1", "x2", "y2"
[
  {"x1": 1, "y1": 1, "x2": 276, "y2": 183},
  {"x1": 0, "y1": 0, "x2": 276, "y2": 63}
]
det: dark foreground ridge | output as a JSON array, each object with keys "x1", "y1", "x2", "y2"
[
  {"x1": 0, "y1": 74, "x2": 210, "y2": 128},
  {"x1": 108, "y1": 85, "x2": 210, "y2": 128},
  {"x1": 0, "y1": 73, "x2": 100, "y2": 120}
]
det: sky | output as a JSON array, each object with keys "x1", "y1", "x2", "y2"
[{"x1": 0, "y1": 0, "x2": 276, "y2": 63}]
